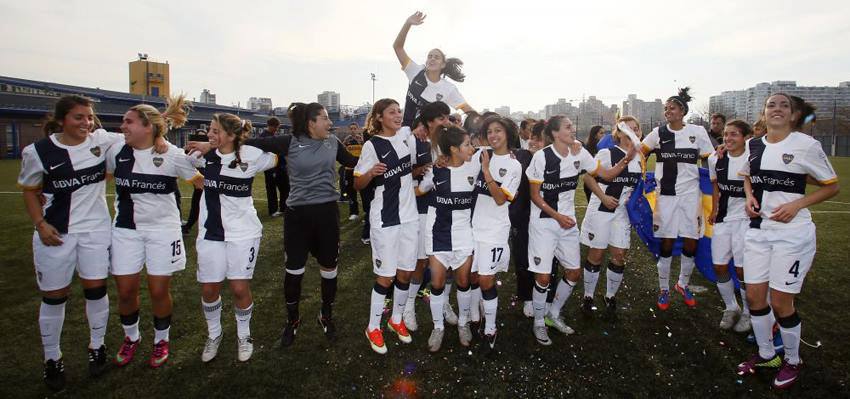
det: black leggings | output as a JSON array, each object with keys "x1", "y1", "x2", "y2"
[{"x1": 284, "y1": 201, "x2": 340, "y2": 270}]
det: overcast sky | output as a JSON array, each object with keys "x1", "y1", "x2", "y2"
[{"x1": 2, "y1": 0, "x2": 849, "y2": 115}]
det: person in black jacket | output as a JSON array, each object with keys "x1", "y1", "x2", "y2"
[{"x1": 260, "y1": 117, "x2": 287, "y2": 216}]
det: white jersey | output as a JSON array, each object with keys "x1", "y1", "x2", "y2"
[
  {"x1": 353, "y1": 127, "x2": 418, "y2": 227},
  {"x1": 708, "y1": 150, "x2": 749, "y2": 223},
  {"x1": 526, "y1": 144, "x2": 598, "y2": 220},
  {"x1": 740, "y1": 133, "x2": 837, "y2": 230},
  {"x1": 641, "y1": 123, "x2": 714, "y2": 196},
  {"x1": 421, "y1": 159, "x2": 481, "y2": 252},
  {"x1": 471, "y1": 150, "x2": 522, "y2": 244},
  {"x1": 107, "y1": 143, "x2": 201, "y2": 231},
  {"x1": 193, "y1": 146, "x2": 277, "y2": 241},
  {"x1": 17, "y1": 129, "x2": 124, "y2": 234},
  {"x1": 587, "y1": 146, "x2": 643, "y2": 215}
]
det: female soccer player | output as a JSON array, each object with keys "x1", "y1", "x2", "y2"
[
  {"x1": 354, "y1": 99, "x2": 419, "y2": 354},
  {"x1": 735, "y1": 94, "x2": 838, "y2": 389},
  {"x1": 417, "y1": 126, "x2": 480, "y2": 352},
  {"x1": 393, "y1": 11, "x2": 473, "y2": 127},
  {"x1": 191, "y1": 113, "x2": 277, "y2": 363},
  {"x1": 579, "y1": 117, "x2": 641, "y2": 318},
  {"x1": 109, "y1": 96, "x2": 202, "y2": 369},
  {"x1": 640, "y1": 87, "x2": 715, "y2": 310},
  {"x1": 471, "y1": 116, "x2": 522, "y2": 349},
  {"x1": 18, "y1": 95, "x2": 165, "y2": 390},
  {"x1": 708, "y1": 120, "x2": 753, "y2": 332}
]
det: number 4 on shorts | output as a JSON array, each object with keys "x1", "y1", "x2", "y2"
[{"x1": 788, "y1": 260, "x2": 800, "y2": 278}]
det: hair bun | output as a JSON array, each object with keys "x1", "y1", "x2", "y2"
[{"x1": 677, "y1": 87, "x2": 692, "y2": 103}]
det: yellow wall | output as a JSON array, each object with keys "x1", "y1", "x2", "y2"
[{"x1": 129, "y1": 60, "x2": 170, "y2": 98}]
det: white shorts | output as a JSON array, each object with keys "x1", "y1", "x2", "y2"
[
  {"x1": 196, "y1": 237, "x2": 261, "y2": 283},
  {"x1": 711, "y1": 219, "x2": 748, "y2": 267},
  {"x1": 416, "y1": 214, "x2": 428, "y2": 260},
  {"x1": 743, "y1": 223, "x2": 816, "y2": 294},
  {"x1": 111, "y1": 228, "x2": 186, "y2": 276},
  {"x1": 431, "y1": 249, "x2": 473, "y2": 271},
  {"x1": 371, "y1": 221, "x2": 418, "y2": 278},
  {"x1": 528, "y1": 218, "x2": 580, "y2": 274},
  {"x1": 32, "y1": 230, "x2": 111, "y2": 291},
  {"x1": 653, "y1": 191, "x2": 702, "y2": 239},
  {"x1": 580, "y1": 208, "x2": 631, "y2": 250},
  {"x1": 472, "y1": 241, "x2": 510, "y2": 276}
]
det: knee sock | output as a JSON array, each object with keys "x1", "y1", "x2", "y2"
[
  {"x1": 202, "y1": 297, "x2": 223, "y2": 339},
  {"x1": 121, "y1": 310, "x2": 141, "y2": 342},
  {"x1": 391, "y1": 280, "x2": 409, "y2": 324},
  {"x1": 751, "y1": 306, "x2": 776, "y2": 359},
  {"x1": 657, "y1": 255, "x2": 672, "y2": 291},
  {"x1": 429, "y1": 286, "x2": 446, "y2": 330},
  {"x1": 482, "y1": 286, "x2": 498, "y2": 335},
  {"x1": 84, "y1": 286, "x2": 109, "y2": 349},
  {"x1": 39, "y1": 297, "x2": 67, "y2": 361},
  {"x1": 678, "y1": 254, "x2": 696, "y2": 287},
  {"x1": 153, "y1": 315, "x2": 171, "y2": 343},
  {"x1": 368, "y1": 283, "x2": 390, "y2": 330},
  {"x1": 532, "y1": 282, "x2": 549, "y2": 327},
  {"x1": 284, "y1": 268, "x2": 304, "y2": 323},
  {"x1": 549, "y1": 277, "x2": 577, "y2": 319},
  {"x1": 456, "y1": 285, "x2": 472, "y2": 325},
  {"x1": 320, "y1": 268, "x2": 338, "y2": 318},
  {"x1": 777, "y1": 312, "x2": 802, "y2": 365},
  {"x1": 605, "y1": 262, "x2": 625, "y2": 299},
  {"x1": 235, "y1": 303, "x2": 253, "y2": 339},
  {"x1": 583, "y1": 261, "x2": 601, "y2": 298}
]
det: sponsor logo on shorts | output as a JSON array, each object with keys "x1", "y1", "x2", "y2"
[
  {"x1": 90, "y1": 146, "x2": 101, "y2": 157},
  {"x1": 533, "y1": 256, "x2": 541, "y2": 265},
  {"x1": 499, "y1": 168, "x2": 507, "y2": 177},
  {"x1": 152, "y1": 157, "x2": 164, "y2": 167},
  {"x1": 782, "y1": 153, "x2": 794, "y2": 164},
  {"x1": 689, "y1": 136, "x2": 695, "y2": 144}
]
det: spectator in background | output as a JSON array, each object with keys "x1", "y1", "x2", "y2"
[
  {"x1": 583, "y1": 125, "x2": 605, "y2": 202},
  {"x1": 183, "y1": 129, "x2": 207, "y2": 235},
  {"x1": 518, "y1": 118, "x2": 535, "y2": 150},
  {"x1": 709, "y1": 113, "x2": 727, "y2": 147},
  {"x1": 260, "y1": 117, "x2": 287, "y2": 216},
  {"x1": 341, "y1": 123, "x2": 364, "y2": 220}
]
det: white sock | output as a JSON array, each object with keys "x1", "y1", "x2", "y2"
[
  {"x1": 657, "y1": 256, "x2": 672, "y2": 290},
  {"x1": 739, "y1": 286, "x2": 750, "y2": 315},
  {"x1": 39, "y1": 299, "x2": 66, "y2": 361},
  {"x1": 605, "y1": 267, "x2": 624, "y2": 299},
  {"x1": 202, "y1": 297, "x2": 223, "y2": 339},
  {"x1": 779, "y1": 315, "x2": 802, "y2": 365},
  {"x1": 716, "y1": 277, "x2": 740, "y2": 311},
  {"x1": 456, "y1": 287, "x2": 472, "y2": 325},
  {"x1": 583, "y1": 265, "x2": 600, "y2": 298},
  {"x1": 469, "y1": 286, "x2": 482, "y2": 322},
  {"x1": 85, "y1": 294, "x2": 109, "y2": 349},
  {"x1": 483, "y1": 290, "x2": 498, "y2": 335},
  {"x1": 405, "y1": 281, "x2": 421, "y2": 314},
  {"x1": 235, "y1": 303, "x2": 253, "y2": 339},
  {"x1": 549, "y1": 278, "x2": 576, "y2": 319},
  {"x1": 368, "y1": 285, "x2": 388, "y2": 331},
  {"x1": 391, "y1": 282, "x2": 409, "y2": 324},
  {"x1": 532, "y1": 282, "x2": 548, "y2": 327},
  {"x1": 751, "y1": 308, "x2": 776, "y2": 359},
  {"x1": 154, "y1": 326, "x2": 170, "y2": 343},
  {"x1": 678, "y1": 255, "x2": 696, "y2": 287},
  {"x1": 430, "y1": 288, "x2": 446, "y2": 330},
  {"x1": 123, "y1": 321, "x2": 140, "y2": 342}
]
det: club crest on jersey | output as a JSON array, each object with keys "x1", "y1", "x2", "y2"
[
  {"x1": 533, "y1": 256, "x2": 541, "y2": 265},
  {"x1": 239, "y1": 162, "x2": 249, "y2": 172},
  {"x1": 499, "y1": 168, "x2": 507, "y2": 177},
  {"x1": 588, "y1": 232, "x2": 595, "y2": 241},
  {"x1": 152, "y1": 157, "x2": 164, "y2": 167},
  {"x1": 689, "y1": 136, "x2": 695, "y2": 144},
  {"x1": 436, "y1": 93, "x2": 443, "y2": 101},
  {"x1": 782, "y1": 153, "x2": 794, "y2": 164},
  {"x1": 573, "y1": 160, "x2": 580, "y2": 169},
  {"x1": 90, "y1": 146, "x2": 101, "y2": 157},
  {"x1": 375, "y1": 259, "x2": 382, "y2": 268},
  {"x1": 468, "y1": 176, "x2": 475, "y2": 185}
]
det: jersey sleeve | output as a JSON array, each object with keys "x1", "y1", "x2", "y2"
[
  {"x1": 188, "y1": 151, "x2": 206, "y2": 169},
  {"x1": 526, "y1": 150, "x2": 545, "y2": 184},
  {"x1": 641, "y1": 128, "x2": 659, "y2": 153},
  {"x1": 418, "y1": 167, "x2": 435, "y2": 193},
  {"x1": 500, "y1": 160, "x2": 522, "y2": 201},
  {"x1": 403, "y1": 60, "x2": 424, "y2": 81},
  {"x1": 105, "y1": 143, "x2": 119, "y2": 174},
  {"x1": 738, "y1": 141, "x2": 752, "y2": 177},
  {"x1": 596, "y1": 149, "x2": 612, "y2": 170},
  {"x1": 254, "y1": 151, "x2": 279, "y2": 173},
  {"x1": 17, "y1": 145, "x2": 44, "y2": 190},
  {"x1": 92, "y1": 128, "x2": 126, "y2": 151},
  {"x1": 803, "y1": 140, "x2": 838, "y2": 184},
  {"x1": 445, "y1": 84, "x2": 467, "y2": 110},
  {"x1": 707, "y1": 153, "x2": 718, "y2": 181},
  {"x1": 353, "y1": 141, "x2": 377, "y2": 177},
  {"x1": 697, "y1": 127, "x2": 715, "y2": 157},
  {"x1": 170, "y1": 147, "x2": 202, "y2": 182},
  {"x1": 580, "y1": 148, "x2": 599, "y2": 175}
]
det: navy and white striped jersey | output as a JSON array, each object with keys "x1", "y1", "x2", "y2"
[
  {"x1": 471, "y1": 150, "x2": 522, "y2": 244},
  {"x1": 526, "y1": 145, "x2": 598, "y2": 220},
  {"x1": 740, "y1": 133, "x2": 837, "y2": 229},
  {"x1": 353, "y1": 127, "x2": 417, "y2": 228},
  {"x1": 18, "y1": 129, "x2": 124, "y2": 234},
  {"x1": 708, "y1": 151, "x2": 748, "y2": 223},
  {"x1": 107, "y1": 144, "x2": 201, "y2": 231},
  {"x1": 420, "y1": 159, "x2": 481, "y2": 252},
  {"x1": 587, "y1": 146, "x2": 642, "y2": 214},
  {"x1": 192, "y1": 147, "x2": 277, "y2": 241},
  {"x1": 641, "y1": 123, "x2": 714, "y2": 196},
  {"x1": 413, "y1": 137, "x2": 434, "y2": 215}
]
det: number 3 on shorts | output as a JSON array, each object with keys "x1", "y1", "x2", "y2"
[
  {"x1": 788, "y1": 260, "x2": 800, "y2": 278},
  {"x1": 249, "y1": 247, "x2": 255, "y2": 263}
]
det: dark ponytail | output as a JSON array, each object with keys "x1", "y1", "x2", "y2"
[
  {"x1": 43, "y1": 95, "x2": 94, "y2": 136},
  {"x1": 544, "y1": 115, "x2": 567, "y2": 142},
  {"x1": 287, "y1": 102, "x2": 325, "y2": 137},
  {"x1": 442, "y1": 57, "x2": 465, "y2": 82}
]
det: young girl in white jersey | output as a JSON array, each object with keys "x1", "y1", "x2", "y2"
[
  {"x1": 193, "y1": 113, "x2": 277, "y2": 363},
  {"x1": 108, "y1": 95, "x2": 202, "y2": 369},
  {"x1": 735, "y1": 94, "x2": 839, "y2": 389},
  {"x1": 354, "y1": 99, "x2": 419, "y2": 354},
  {"x1": 471, "y1": 116, "x2": 523, "y2": 349},
  {"x1": 18, "y1": 95, "x2": 166, "y2": 390}
]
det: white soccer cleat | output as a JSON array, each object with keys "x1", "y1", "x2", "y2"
[
  {"x1": 523, "y1": 301, "x2": 534, "y2": 318},
  {"x1": 443, "y1": 302, "x2": 459, "y2": 326},
  {"x1": 201, "y1": 334, "x2": 223, "y2": 363},
  {"x1": 719, "y1": 309, "x2": 739, "y2": 330},
  {"x1": 428, "y1": 328, "x2": 445, "y2": 352},
  {"x1": 403, "y1": 308, "x2": 418, "y2": 332},
  {"x1": 734, "y1": 313, "x2": 752, "y2": 333},
  {"x1": 545, "y1": 314, "x2": 575, "y2": 335},
  {"x1": 533, "y1": 326, "x2": 552, "y2": 346},
  {"x1": 237, "y1": 336, "x2": 254, "y2": 362},
  {"x1": 348, "y1": 214, "x2": 359, "y2": 221},
  {"x1": 458, "y1": 323, "x2": 472, "y2": 347}
]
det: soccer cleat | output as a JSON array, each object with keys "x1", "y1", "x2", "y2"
[
  {"x1": 657, "y1": 290, "x2": 670, "y2": 311},
  {"x1": 317, "y1": 312, "x2": 336, "y2": 341},
  {"x1": 272, "y1": 211, "x2": 283, "y2": 217},
  {"x1": 674, "y1": 283, "x2": 697, "y2": 308},
  {"x1": 736, "y1": 353, "x2": 781, "y2": 376},
  {"x1": 545, "y1": 314, "x2": 575, "y2": 335},
  {"x1": 387, "y1": 319, "x2": 413, "y2": 344},
  {"x1": 114, "y1": 336, "x2": 140, "y2": 367},
  {"x1": 88, "y1": 345, "x2": 108, "y2": 377},
  {"x1": 402, "y1": 308, "x2": 418, "y2": 332},
  {"x1": 428, "y1": 328, "x2": 445, "y2": 352},
  {"x1": 149, "y1": 340, "x2": 169, "y2": 368},
  {"x1": 348, "y1": 214, "x2": 358, "y2": 221},
  {"x1": 201, "y1": 334, "x2": 223, "y2": 363},
  {"x1": 361, "y1": 238, "x2": 371, "y2": 245},
  {"x1": 237, "y1": 336, "x2": 254, "y2": 362},
  {"x1": 485, "y1": 332, "x2": 497, "y2": 350},
  {"x1": 469, "y1": 320, "x2": 482, "y2": 339},
  {"x1": 773, "y1": 359, "x2": 803, "y2": 389},
  {"x1": 365, "y1": 328, "x2": 387, "y2": 354},
  {"x1": 43, "y1": 357, "x2": 65, "y2": 391},
  {"x1": 734, "y1": 313, "x2": 752, "y2": 333},
  {"x1": 603, "y1": 296, "x2": 618, "y2": 318},
  {"x1": 443, "y1": 302, "x2": 459, "y2": 326},
  {"x1": 458, "y1": 323, "x2": 472, "y2": 347},
  {"x1": 281, "y1": 319, "x2": 300, "y2": 347},
  {"x1": 522, "y1": 301, "x2": 534, "y2": 318},
  {"x1": 533, "y1": 326, "x2": 552, "y2": 346},
  {"x1": 581, "y1": 296, "x2": 595, "y2": 315},
  {"x1": 719, "y1": 309, "x2": 740, "y2": 330}
]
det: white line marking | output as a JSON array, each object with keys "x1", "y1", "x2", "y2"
[{"x1": 824, "y1": 200, "x2": 850, "y2": 205}]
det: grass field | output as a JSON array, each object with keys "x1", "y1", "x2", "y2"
[{"x1": 1, "y1": 157, "x2": 848, "y2": 398}]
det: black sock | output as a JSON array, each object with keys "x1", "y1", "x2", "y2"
[
  {"x1": 320, "y1": 269, "x2": 338, "y2": 318},
  {"x1": 284, "y1": 271, "x2": 304, "y2": 323}
]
